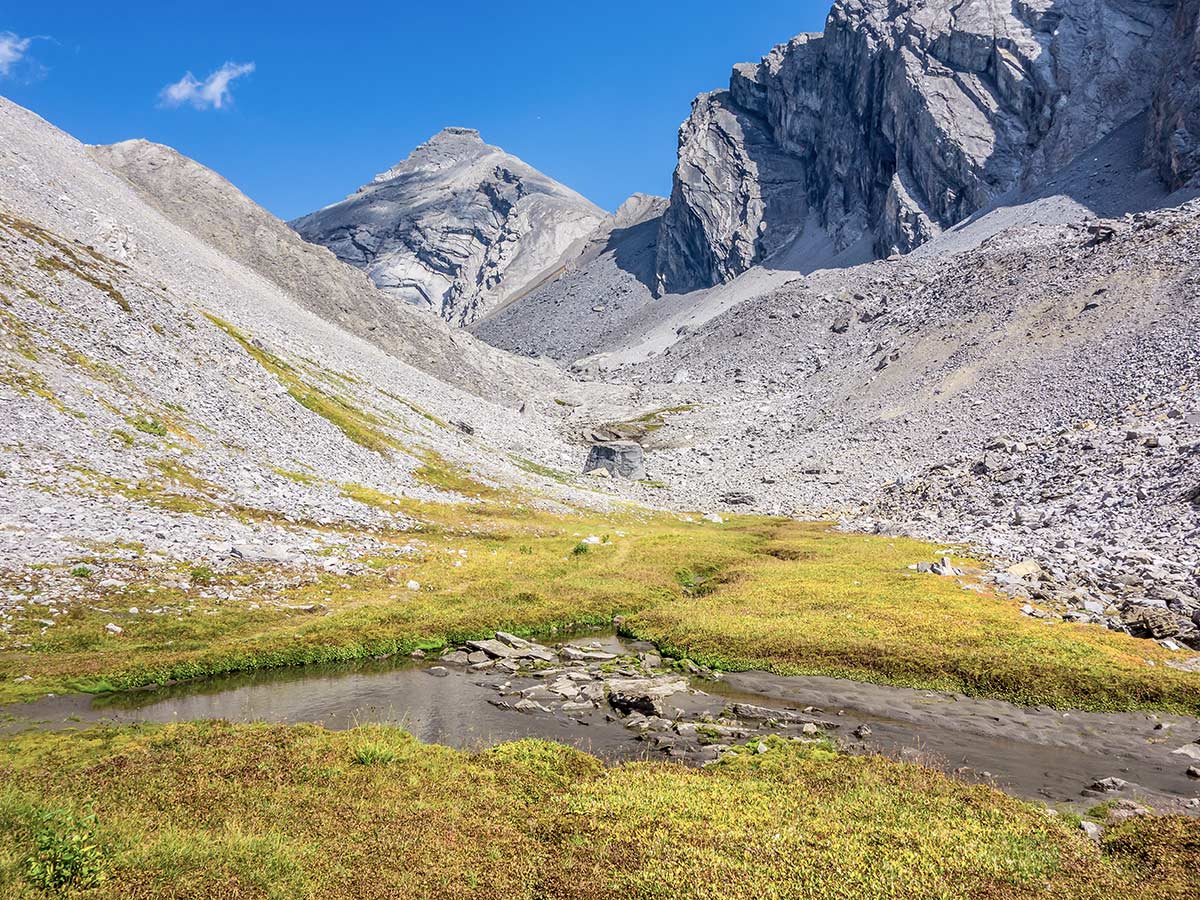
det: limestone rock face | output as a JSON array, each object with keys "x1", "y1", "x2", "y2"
[
  {"x1": 656, "y1": 0, "x2": 1181, "y2": 294},
  {"x1": 292, "y1": 128, "x2": 606, "y2": 326},
  {"x1": 654, "y1": 90, "x2": 808, "y2": 295},
  {"x1": 1149, "y1": 0, "x2": 1200, "y2": 189}
]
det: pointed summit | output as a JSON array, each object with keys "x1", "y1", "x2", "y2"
[
  {"x1": 375, "y1": 127, "x2": 491, "y2": 182},
  {"x1": 292, "y1": 131, "x2": 606, "y2": 326},
  {"x1": 429, "y1": 126, "x2": 481, "y2": 143}
]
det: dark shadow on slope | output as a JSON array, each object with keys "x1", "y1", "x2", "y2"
[
  {"x1": 943, "y1": 0, "x2": 1193, "y2": 236},
  {"x1": 942, "y1": 112, "x2": 1200, "y2": 252},
  {"x1": 605, "y1": 214, "x2": 662, "y2": 293}
]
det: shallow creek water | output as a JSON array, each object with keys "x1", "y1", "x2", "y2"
[{"x1": 5, "y1": 630, "x2": 1199, "y2": 813}]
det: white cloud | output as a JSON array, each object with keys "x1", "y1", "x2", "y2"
[
  {"x1": 0, "y1": 32, "x2": 33, "y2": 77},
  {"x1": 160, "y1": 61, "x2": 255, "y2": 110}
]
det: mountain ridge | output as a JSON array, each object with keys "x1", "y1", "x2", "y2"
[{"x1": 88, "y1": 136, "x2": 557, "y2": 405}]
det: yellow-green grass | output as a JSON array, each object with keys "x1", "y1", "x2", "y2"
[
  {"x1": 0, "y1": 723, "x2": 1195, "y2": 899},
  {"x1": 0, "y1": 362, "x2": 84, "y2": 418},
  {"x1": 377, "y1": 389, "x2": 450, "y2": 429},
  {"x1": 268, "y1": 466, "x2": 319, "y2": 486},
  {"x1": 624, "y1": 521, "x2": 1200, "y2": 712},
  {"x1": 9, "y1": 211, "x2": 132, "y2": 315},
  {"x1": 600, "y1": 404, "x2": 698, "y2": 441},
  {"x1": 0, "y1": 515, "x2": 1197, "y2": 713}
]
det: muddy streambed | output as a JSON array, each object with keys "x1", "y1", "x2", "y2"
[{"x1": 5, "y1": 630, "x2": 1199, "y2": 813}]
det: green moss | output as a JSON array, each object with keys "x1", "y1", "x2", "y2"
[
  {"x1": 412, "y1": 448, "x2": 500, "y2": 499},
  {"x1": 0, "y1": 306, "x2": 42, "y2": 361},
  {"x1": 603, "y1": 404, "x2": 698, "y2": 440},
  {"x1": 128, "y1": 415, "x2": 167, "y2": 437},
  {"x1": 511, "y1": 455, "x2": 576, "y2": 485},
  {"x1": 269, "y1": 466, "x2": 319, "y2": 486},
  {"x1": 32, "y1": 251, "x2": 130, "y2": 314},
  {"x1": 68, "y1": 462, "x2": 221, "y2": 519},
  {"x1": 0, "y1": 364, "x2": 82, "y2": 417},
  {"x1": 340, "y1": 483, "x2": 403, "y2": 512}
]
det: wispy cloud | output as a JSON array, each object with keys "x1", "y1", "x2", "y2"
[
  {"x1": 0, "y1": 32, "x2": 33, "y2": 77},
  {"x1": 160, "y1": 61, "x2": 255, "y2": 110}
]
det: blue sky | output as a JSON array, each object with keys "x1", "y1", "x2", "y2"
[{"x1": 0, "y1": 2, "x2": 830, "y2": 219}]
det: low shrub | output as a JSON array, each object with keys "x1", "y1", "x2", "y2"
[{"x1": 24, "y1": 808, "x2": 106, "y2": 894}]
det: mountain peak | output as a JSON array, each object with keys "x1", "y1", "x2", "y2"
[
  {"x1": 374, "y1": 127, "x2": 493, "y2": 183},
  {"x1": 294, "y1": 127, "x2": 607, "y2": 326},
  {"x1": 430, "y1": 126, "x2": 481, "y2": 142}
]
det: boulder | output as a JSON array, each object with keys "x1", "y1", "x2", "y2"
[
  {"x1": 930, "y1": 557, "x2": 963, "y2": 577},
  {"x1": 583, "y1": 441, "x2": 646, "y2": 480},
  {"x1": 1105, "y1": 799, "x2": 1151, "y2": 824},
  {"x1": 466, "y1": 638, "x2": 556, "y2": 662},
  {"x1": 726, "y1": 702, "x2": 838, "y2": 730},
  {"x1": 561, "y1": 646, "x2": 618, "y2": 662},
  {"x1": 1172, "y1": 741, "x2": 1200, "y2": 761},
  {"x1": 465, "y1": 639, "x2": 518, "y2": 659},
  {"x1": 604, "y1": 676, "x2": 689, "y2": 717},
  {"x1": 1006, "y1": 559, "x2": 1043, "y2": 580},
  {"x1": 230, "y1": 543, "x2": 299, "y2": 564},
  {"x1": 1088, "y1": 777, "x2": 1128, "y2": 794},
  {"x1": 720, "y1": 491, "x2": 756, "y2": 506},
  {"x1": 1122, "y1": 606, "x2": 1181, "y2": 639}
]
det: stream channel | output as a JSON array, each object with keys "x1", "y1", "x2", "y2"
[{"x1": 6, "y1": 629, "x2": 1199, "y2": 813}]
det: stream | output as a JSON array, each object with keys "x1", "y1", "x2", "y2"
[{"x1": 5, "y1": 629, "x2": 1199, "y2": 813}]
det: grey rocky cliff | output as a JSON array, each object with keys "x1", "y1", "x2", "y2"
[
  {"x1": 1149, "y1": 0, "x2": 1200, "y2": 189},
  {"x1": 656, "y1": 0, "x2": 1182, "y2": 295},
  {"x1": 654, "y1": 90, "x2": 807, "y2": 295},
  {"x1": 291, "y1": 128, "x2": 606, "y2": 327}
]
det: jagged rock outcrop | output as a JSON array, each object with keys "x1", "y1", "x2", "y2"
[
  {"x1": 1150, "y1": 0, "x2": 1200, "y2": 188},
  {"x1": 654, "y1": 91, "x2": 807, "y2": 295},
  {"x1": 656, "y1": 0, "x2": 1182, "y2": 294},
  {"x1": 291, "y1": 128, "x2": 606, "y2": 326}
]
